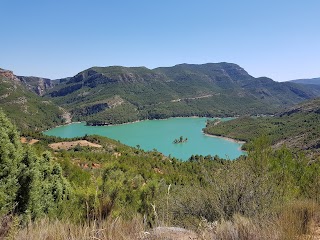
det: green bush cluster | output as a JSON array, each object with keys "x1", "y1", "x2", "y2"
[{"x1": 0, "y1": 111, "x2": 70, "y2": 222}]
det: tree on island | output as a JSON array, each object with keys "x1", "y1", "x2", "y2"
[{"x1": 173, "y1": 136, "x2": 188, "y2": 144}]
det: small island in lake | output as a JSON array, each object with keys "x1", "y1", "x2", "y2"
[{"x1": 173, "y1": 136, "x2": 188, "y2": 144}]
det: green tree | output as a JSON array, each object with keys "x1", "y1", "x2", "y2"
[
  {"x1": 0, "y1": 110, "x2": 22, "y2": 216},
  {"x1": 0, "y1": 110, "x2": 70, "y2": 220},
  {"x1": 16, "y1": 150, "x2": 70, "y2": 220},
  {"x1": 16, "y1": 147, "x2": 42, "y2": 219}
]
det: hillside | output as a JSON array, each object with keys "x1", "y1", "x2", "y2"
[
  {"x1": 289, "y1": 77, "x2": 320, "y2": 86},
  {"x1": 204, "y1": 97, "x2": 320, "y2": 152},
  {"x1": 2, "y1": 109, "x2": 320, "y2": 239},
  {"x1": 0, "y1": 68, "x2": 66, "y2": 131},
  {"x1": 43, "y1": 63, "x2": 320, "y2": 124}
]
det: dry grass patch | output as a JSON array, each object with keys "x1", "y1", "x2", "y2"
[
  {"x1": 14, "y1": 216, "x2": 144, "y2": 240},
  {"x1": 141, "y1": 227, "x2": 199, "y2": 240},
  {"x1": 198, "y1": 214, "x2": 278, "y2": 240},
  {"x1": 278, "y1": 200, "x2": 319, "y2": 240},
  {"x1": 20, "y1": 137, "x2": 39, "y2": 145},
  {"x1": 48, "y1": 140, "x2": 102, "y2": 150}
]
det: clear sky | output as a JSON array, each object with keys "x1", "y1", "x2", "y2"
[{"x1": 1, "y1": 0, "x2": 319, "y2": 81}]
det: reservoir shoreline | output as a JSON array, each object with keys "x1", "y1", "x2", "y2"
[
  {"x1": 44, "y1": 117, "x2": 245, "y2": 160},
  {"x1": 203, "y1": 132, "x2": 246, "y2": 144}
]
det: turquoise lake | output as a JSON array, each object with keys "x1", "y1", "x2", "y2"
[{"x1": 44, "y1": 117, "x2": 245, "y2": 160}]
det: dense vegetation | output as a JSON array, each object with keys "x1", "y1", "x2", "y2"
[
  {"x1": 42, "y1": 63, "x2": 320, "y2": 125},
  {"x1": 0, "y1": 111, "x2": 69, "y2": 223},
  {"x1": 1, "y1": 109, "x2": 320, "y2": 239},
  {"x1": 204, "y1": 98, "x2": 320, "y2": 153},
  {"x1": 0, "y1": 70, "x2": 65, "y2": 131}
]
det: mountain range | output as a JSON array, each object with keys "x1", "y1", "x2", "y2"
[
  {"x1": 288, "y1": 77, "x2": 320, "y2": 86},
  {"x1": 2, "y1": 63, "x2": 320, "y2": 130}
]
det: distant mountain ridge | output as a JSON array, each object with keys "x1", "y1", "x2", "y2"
[
  {"x1": 3, "y1": 62, "x2": 320, "y2": 129},
  {"x1": 40, "y1": 62, "x2": 320, "y2": 124},
  {"x1": 288, "y1": 77, "x2": 320, "y2": 86}
]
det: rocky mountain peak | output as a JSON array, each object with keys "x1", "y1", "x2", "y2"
[
  {"x1": 18, "y1": 76, "x2": 55, "y2": 96},
  {"x1": 0, "y1": 68, "x2": 21, "y2": 83}
]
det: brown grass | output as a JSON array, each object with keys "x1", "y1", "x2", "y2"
[
  {"x1": 198, "y1": 214, "x2": 278, "y2": 240},
  {"x1": 3, "y1": 201, "x2": 320, "y2": 240},
  {"x1": 14, "y1": 216, "x2": 144, "y2": 240},
  {"x1": 278, "y1": 200, "x2": 319, "y2": 240},
  {"x1": 197, "y1": 201, "x2": 320, "y2": 240},
  {"x1": 4, "y1": 213, "x2": 320, "y2": 240},
  {"x1": 20, "y1": 137, "x2": 39, "y2": 145}
]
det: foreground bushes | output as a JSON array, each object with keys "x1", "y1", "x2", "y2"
[
  {"x1": 3, "y1": 203, "x2": 320, "y2": 240},
  {"x1": 0, "y1": 111, "x2": 70, "y2": 222}
]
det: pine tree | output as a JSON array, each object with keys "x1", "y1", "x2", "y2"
[
  {"x1": 16, "y1": 147, "x2": 42, "y2": 219},
  {"x1": 16, "y1": 149, "x2": 71, "y2": 220},
  {"x1": 39, "y1": 151, "x2": 70, "y2": 217},
  {"x1": 0, "y1": 110, "x2": 70, "y2": 220},
  {"x1": 0, "y1": 110, "x2": 22, "y2": 216}
]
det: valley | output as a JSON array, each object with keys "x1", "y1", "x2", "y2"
[
  {"x1": 2, "y1": 1, "x2": 320, "y2": 238},
  {"x1": 1, "y1": 63, "x2": 320, "y2": 239}
]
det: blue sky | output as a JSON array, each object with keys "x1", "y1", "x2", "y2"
[{"x1": 1, "y1": 0, "x2": 319, "y2": 81}]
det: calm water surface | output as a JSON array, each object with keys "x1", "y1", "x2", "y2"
[{"x1": 44, "y1": 117, "x2": 245, "y2": 160}]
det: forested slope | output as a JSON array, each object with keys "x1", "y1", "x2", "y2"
[
  {"x1": 0, "y1": 69, "x2": 65, "y2": 131},
  {"x1": 204, "y1": 98, "x2": 320, "y2": 153}
]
